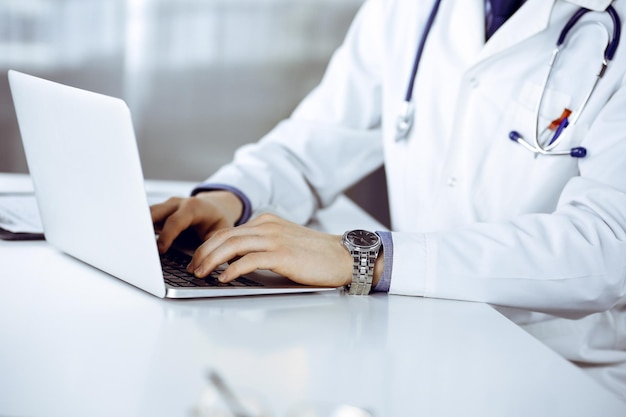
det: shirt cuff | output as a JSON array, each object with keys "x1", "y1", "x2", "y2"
[
  {"x1": 372, "y1": 231, "x2": 393, "y2": 293},
  {"x1": 191, "y1": 183, "x2": 252, "y2": 226}
]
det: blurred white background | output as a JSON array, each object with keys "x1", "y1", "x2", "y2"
[{"x1": 0, "y1": 0, "x2": 389, "y2": 225}]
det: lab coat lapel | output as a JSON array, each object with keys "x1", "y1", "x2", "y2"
[
  {"x1": 447, "y1": 0, "x2": 485, "y2": 60},
  {"x1": 472, "y1": 0, "x2": 556, "y2": 65}
]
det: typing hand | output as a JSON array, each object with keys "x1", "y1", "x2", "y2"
[
  {"x1": 186, "y1": 213, "x2": 354, "y2": 288},
  {"x1": 150, "y1": 191, "x2": 243, "y2": 254}
]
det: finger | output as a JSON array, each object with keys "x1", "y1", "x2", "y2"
[
  {"x1": 157, "y1": 209, "x2": 195, "y2": 253},
  {"x1": 190, "y1": 232, "x2": 269, "y2": 277},
  {"x1": 189, "y1": 225, "x2": 249, "y2": 267},
  {"x1": 189, "y1": 214, "x2": 291, "y2": 273},
  {"x1": 150, "y1": 197, "x2": 182, "y2": 221},
  {"x1": 201, "y1": 217, "x2": 235, "y2": 241},
  {"x1": 218, "y1": 252, "x2": 274, "y2": 283},
  {"x1": 189, "y1": 233, "x2": 260, "y2": 277}
]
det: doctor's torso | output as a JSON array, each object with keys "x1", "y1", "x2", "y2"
[{"x1": 372, "y1": 0, "x2": 625, "y2": 233}]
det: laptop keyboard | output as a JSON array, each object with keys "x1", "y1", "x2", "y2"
[{"x1": 160, "y1": 249, "x2": 264, "y2": 288}]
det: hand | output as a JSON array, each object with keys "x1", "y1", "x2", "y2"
[
  {"x1": 150, "y1": 191, "x2": 243, "y2": 254},
  {"x1": 187, "y1": 213, "x2": 355, "y2": 288}
]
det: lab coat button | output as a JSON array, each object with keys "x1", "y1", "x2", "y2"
[
  {"x1": 447, "y1": 177, "x2": 457, "y2": 187},
  {"x1": 469, "y1": 77, "x2": 479, "y2": 88}
]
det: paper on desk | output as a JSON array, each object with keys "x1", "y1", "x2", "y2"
[
  {"x1": 0, "y1": 192, "x2": 173, "y2": 234},
  {"x1": 0, "y1": 194, "x2": 43, "y2": 233}
]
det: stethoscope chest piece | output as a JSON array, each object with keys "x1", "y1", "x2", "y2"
[{"x1": 395, "y1": 101, "x2": 414, "y2": 141}]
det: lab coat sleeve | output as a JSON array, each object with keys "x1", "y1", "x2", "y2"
[
  {"x1": 204, "y1": 0, "x2": 385, "y2": 225},
  {"x1": 390, "y1": 78, "x2": 626, "y2": 319}
]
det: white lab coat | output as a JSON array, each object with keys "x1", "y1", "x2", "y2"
[{"x1": 206, "y1": 0, "x2": 626, "y2": 398}]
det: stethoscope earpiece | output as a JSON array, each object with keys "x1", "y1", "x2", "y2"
[
  {"x1": 570, "y1": 147, "x2": 587, "y2": 158},
  {"x1": 509, "y1": 131, "x2": 587, "y2": 158}
]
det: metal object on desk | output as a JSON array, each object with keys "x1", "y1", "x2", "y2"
[
  {"x1": 192, "y1": 369, "x2": 374, "y2": 417},
  {"x1": 192, "y1": 369, "x2": 269, "y2": 417}
]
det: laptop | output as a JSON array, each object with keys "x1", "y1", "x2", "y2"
[{"x1": 8, "y1": 70, "x2": 336, "y2": 298}]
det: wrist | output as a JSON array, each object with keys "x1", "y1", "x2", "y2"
[
  {"x1": 195, "y1": 190, "x2": 243, "y2": 227},
  {"x1": 191, "y1": 183, "x2": 252, "y2": 225}
]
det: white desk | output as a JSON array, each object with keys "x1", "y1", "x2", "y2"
[{"x1": 1, "y1": 173, "x2": 625, "y2": 417}]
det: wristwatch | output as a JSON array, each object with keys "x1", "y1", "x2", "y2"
[{"x1": 342, "y1": 229, "x2": 381, "y2": 295}]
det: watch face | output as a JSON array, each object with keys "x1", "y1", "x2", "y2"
[{"x1": 346, "y1": 230, "x2": 380, "y2": 248}]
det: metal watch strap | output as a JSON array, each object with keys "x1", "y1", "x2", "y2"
[{"x1": 348, "y1": 249, "x2": 377, "y2": 295}]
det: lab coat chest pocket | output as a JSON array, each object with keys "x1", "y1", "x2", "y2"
[
  {"x1": 514, "y1": 81, "x2": 573, "y2": 145},
  {"x1": 472, "y1": 81, "x2": 579, "y2": 220}
]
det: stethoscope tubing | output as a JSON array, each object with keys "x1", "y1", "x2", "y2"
[
  {"x1": 404, "y1": 0, "x2": 443, "y2": 102},
  {"x1": 560, "y1": 6, "x2": 621, "y2": 60},
  {"x1": 395, "y1": 0, "x2": 442, "y2": 140}
]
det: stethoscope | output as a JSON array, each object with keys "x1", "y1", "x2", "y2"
[{"x1": 395, "y1": 1, "x2": 622, "y2": 160}]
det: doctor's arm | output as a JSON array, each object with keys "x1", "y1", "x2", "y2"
[{"x1": 388, "y1": 84, "x2": 626, "y2": 319}]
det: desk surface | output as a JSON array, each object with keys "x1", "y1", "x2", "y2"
[{"x1": 1, "y1": 173, "x2": 625, "y2": 417}]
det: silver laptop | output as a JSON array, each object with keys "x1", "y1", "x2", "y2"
[{"x1": 8, "y1": 70, "x2": 335, "y2": 298}]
